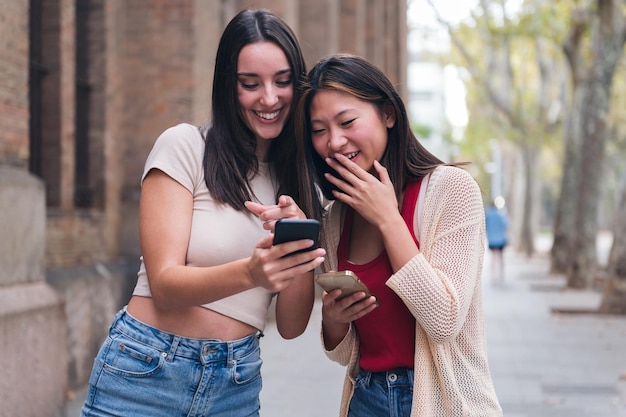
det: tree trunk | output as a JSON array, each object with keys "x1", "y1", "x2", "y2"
[
  {"x1": 551, "y1": 85, "x2": 583, "y2": 273},
  {"x1": 567, "y1": 0, "x2": 625, "y2": 288},
  {"x1": 567, "y1": 80, "x2": 603, "y2": 288},
  {"x1": 598, "y1": 183, "x2": 626, "y2": 314},
  {"x1": 519, "y1": 142, "x2": 536, "y2": 256},
  {"x1": 551, "y1": 5, "x2": 588, "y2": 275}
]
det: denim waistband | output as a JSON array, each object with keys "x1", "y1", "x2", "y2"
[
  {"x1": 359, "y1": 367, "x2": 414, "y2": 386},
  {"x1": 110, "y1": 308, "x2": 260, "y2": 365}
]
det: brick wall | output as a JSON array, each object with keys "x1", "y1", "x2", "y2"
[
  {"x1": 46, "y1": 210, "x2": 108, "y2": 268},
  {"x1": 0, "y1": 0, "x2": 408, "y2": 406},
  {"x1": 119, "y1": 0, "x2": 195, "y2": 190},
  {"x1": 0, "y1": 0, "x2": 29, "y2": 168}
]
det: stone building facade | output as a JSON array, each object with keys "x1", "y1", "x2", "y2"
[{"x1": 0, "y1": 1, "x2": 406, "y2": 415}]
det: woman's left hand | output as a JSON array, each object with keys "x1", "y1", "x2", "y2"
[
  {"x1": 245, "y1": 195, "x2": 305, "y2": 232},
  {"x1": 325, "y1": 154, "x2": 398, "y2": 227}
]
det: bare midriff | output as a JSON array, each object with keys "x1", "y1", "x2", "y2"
[{"x1": 127, "y1": 295, "x2": 257, "y2": 340}]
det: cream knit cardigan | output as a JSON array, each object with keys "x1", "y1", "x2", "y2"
[{"x1": 319, "y1": 166, "x2": 502, "y2": 417}]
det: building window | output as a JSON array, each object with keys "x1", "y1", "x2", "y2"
[
  {"x1": 28, "y1": 0, "x2": 45, "y2": 177},
  {"x1": 75, "y1": 0, "x2": 92, "y2": 208}
]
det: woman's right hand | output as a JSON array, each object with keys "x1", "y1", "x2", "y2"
[
  {"x1": 320, "y1": 289, "x2": 377, "y2": 350},
  {"x1": 246, "y1": 234, "x2": 325, "y2": 292},
  {"x1": 321, "y1": 289, "x2": 378, "y2": 324}
]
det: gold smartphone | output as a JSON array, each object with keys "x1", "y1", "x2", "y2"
[{"x1": 315, "y1": 270, "x2": 377, "y2": 303}]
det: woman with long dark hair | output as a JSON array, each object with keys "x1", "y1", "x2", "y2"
[
  {"x1": 295, "y1": 54, "x2": 502, "y2": 417},
  {"x1": 80, "y1": 10, "x2": 324, "y2": 417}
]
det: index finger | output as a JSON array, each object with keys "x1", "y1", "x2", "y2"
[
  {"x1": 245, "y1": 200, "x2": 276, "y2": 217},
  {"x1": 327, "y1": 155, "x2": 369, "y2": 181}
]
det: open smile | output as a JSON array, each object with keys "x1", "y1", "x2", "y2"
[{"x1": 254, "y1": 109, "x2": 281, "y2": 121}]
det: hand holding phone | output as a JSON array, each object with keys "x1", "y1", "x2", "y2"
[
  {"x1": 272, "y1": 218, "x2": 320, "y2": 256},
  {"x1": 315, "y1": 270, "x2": 377, "y2": 304}
]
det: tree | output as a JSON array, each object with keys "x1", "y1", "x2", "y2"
[
  {"x1": 597, "y1": 57, "x2": 626, "y2": 313},
  {"x1": 426, "y1": 0, "x2": 565, "y2": 255},
  {"x1": 599, "y1": 181, "x2": 626, "y2": 313},
  {"x1": 551, "y1": 0, "x2": 626, "y2": 288}
]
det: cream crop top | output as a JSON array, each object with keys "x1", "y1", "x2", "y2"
[{"x1": 132, "y1": 123, "x2": 278, "y2": 331}]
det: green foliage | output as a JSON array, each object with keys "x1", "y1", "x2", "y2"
[
  {"x1": 608, "y1": 57, "x2": 626, "y2": 154},
  {"x1": 411, "y1": 122, "x2": 433, "y2": 140},
  {"x1": 425, "y1": 0, "x2": 569, "y2": 184},
  {"x1": 422, "y1": 0, "x2": 626, "y2": 228}
]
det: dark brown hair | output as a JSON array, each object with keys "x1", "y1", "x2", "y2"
[
  {"x1": 202, "y1": 9, "x2": 306, "y2": 211},
  {"x1": 295, "y1": 54, "x2": 454, "y2": 220}
]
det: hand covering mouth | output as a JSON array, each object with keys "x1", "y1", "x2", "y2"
[{"x1": 340, "y1": 151, "x2": 359, "y2": 160}]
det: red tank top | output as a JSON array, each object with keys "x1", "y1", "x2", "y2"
[{"x1": 337, "y1": 179, "x2": 422, "y2": 372}]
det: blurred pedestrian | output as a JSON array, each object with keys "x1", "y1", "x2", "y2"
[
  {"x1": 485, "y1": 197, "x2": 509, "y2": 284},
  {"x1": 79, "y1": 9, "x2": 324, "y2": 417},
  {"x1": 295, "y1": 54, "x2": 502, "y2": 417}
]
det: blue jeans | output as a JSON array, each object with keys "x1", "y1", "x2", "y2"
[
  {"x1": 80, "y1": 308, "x2": 263, "y2": 417},
  {"x1": 348, "y1": 368, "x2": 414, "y2": 417}
]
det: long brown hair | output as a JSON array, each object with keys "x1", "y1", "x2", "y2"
[
  {"x1": 202, "y1": 9, "x2": 306, "y2": 211},
  {"x1": 295, "y1": 54, "x2": 458, "y2": 220}
]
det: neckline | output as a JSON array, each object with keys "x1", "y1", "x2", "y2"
[{"x1": 337, "y1": 179, "x2": 422, "y2": 267}]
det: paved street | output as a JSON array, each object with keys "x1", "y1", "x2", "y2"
[
  {"x1": 64, "y1": 238, "x2": 626, "y2": 416},
  {"x1": 483, "y1": 247, "x2": 626, "y2": 417}
]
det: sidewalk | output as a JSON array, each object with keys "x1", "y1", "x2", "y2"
[
  {"x1": 63, "y1": 242, "x2": 626, "y2": 417},
  {"x1": 483, "y1": 246, "x2": 626, "y2": 417}
]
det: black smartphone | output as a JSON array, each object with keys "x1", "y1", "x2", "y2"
[{"x1": 273, "y1": 218, "x2": 320, "y2": 256}]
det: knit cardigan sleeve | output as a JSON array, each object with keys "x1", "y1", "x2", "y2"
[
  {"x1": 317, "y1": 200, "x2": 360, "y2": 369},
  {"x1": 386, "y1": 166, "x2": 485, "y2": 343}
]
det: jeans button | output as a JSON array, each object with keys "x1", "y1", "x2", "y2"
[{"x1": 388, "y1": 373, "x2": 397, "y2": 382}]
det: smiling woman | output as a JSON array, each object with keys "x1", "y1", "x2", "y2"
[
  {"x1": 78, "y1": 9, "x2": 325, "y2": 417},
  {"x1": 295, "y1": 54, "x2": 502, "y2": 417},
  {"x1": 309, "y1": 89, "x2": 394, "y2": 176},
  {"x1": 237, "y1": 41, "x2": 294, "y2": 151}
]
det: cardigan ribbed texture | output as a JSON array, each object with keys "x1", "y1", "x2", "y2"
[{"x1": 319, "y1": 165, "x2": 503, "y2": 417}]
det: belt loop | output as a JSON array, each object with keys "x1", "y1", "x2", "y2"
[
  {"x1": 361, "y1": 369, "x2": 372, "y2": 387},
  {"x1": 227, "y1": 340, "x2": 235, "y2": 368},
  {"x1": 114, "y1": 308, "x2": 126, "y2": 324},
  {"x1": 166, "y1": 335, "x2": 181, "y2": 362},
  {"x1": 110, "y1": 308, "x2": 126, "y2": 331}
]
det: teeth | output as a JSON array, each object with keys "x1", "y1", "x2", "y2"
[
  {"x1": 256, "y1": 110, "x2": 280, "y2": 120},
  {"x1": 346, "y1": 151, "x2": 358, "y2": 159}
]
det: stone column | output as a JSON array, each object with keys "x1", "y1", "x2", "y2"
[
  {"x1": 0, "y1": 0, "x2": 68, "y2": 415},
  {"x1": 0, "y1": 168, "x2": 67, "y2": 417}
]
